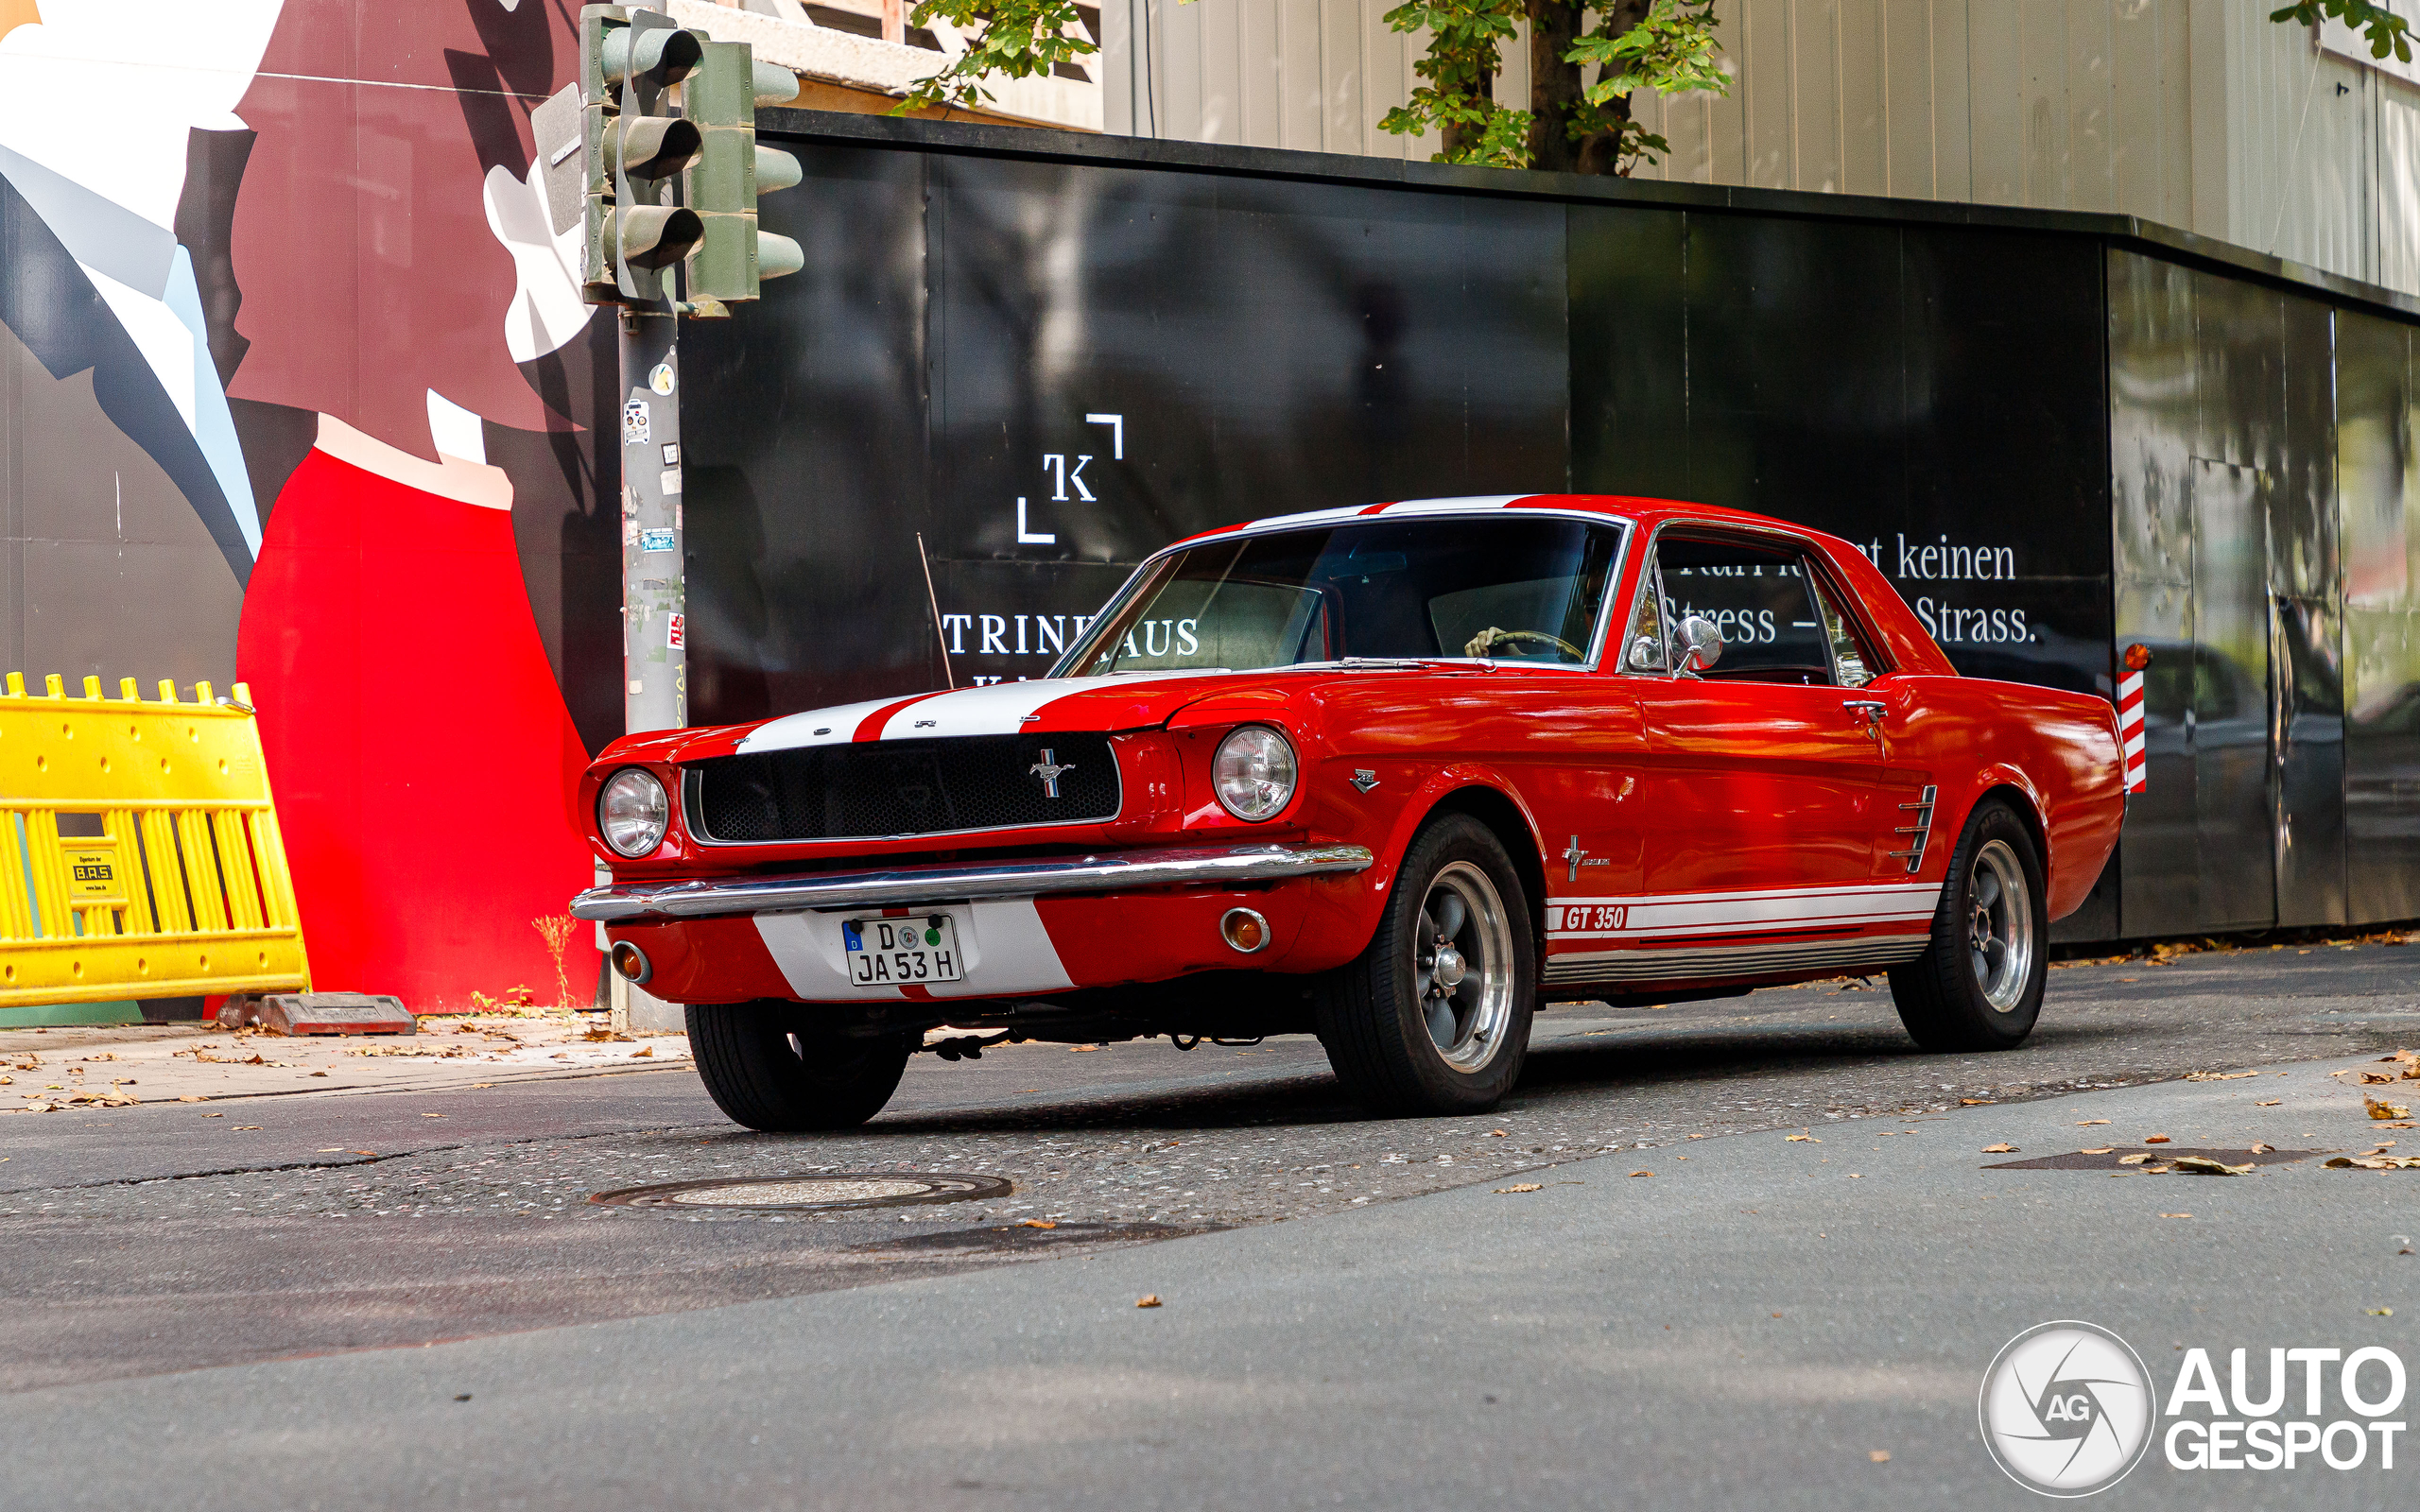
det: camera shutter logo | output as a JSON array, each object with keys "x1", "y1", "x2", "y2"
[{"x1": 1980, "y1": 1321, "x2": 2155, "y2": 1496}]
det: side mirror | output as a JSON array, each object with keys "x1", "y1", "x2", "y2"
[{"x1": 1677, "y1": 614, "x2": 1723, "y2": 673}]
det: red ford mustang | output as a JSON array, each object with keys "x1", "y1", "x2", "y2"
[{"x1": 570, "y1": 496, "x2": 2124, "y2": 1129}]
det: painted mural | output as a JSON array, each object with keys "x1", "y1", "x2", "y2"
[{"x1": 0, "y1": 1, "x2": 614, "y2": 1007}]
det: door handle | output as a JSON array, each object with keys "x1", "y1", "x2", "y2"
[{"x1": 1843, "y1": 700, "x2": 1886, "y2": 728}]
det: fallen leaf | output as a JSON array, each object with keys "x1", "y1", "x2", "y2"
[
  {"x1": 2172, "y1": 1156, "x2": 2255, "y2": 1176},
  {"x1": 1019, "y1": 1219, "x2": 1057, "y2": 1229},
  {"x1": 2250, "y1": 1143, "x2": 2274, "y2": 1154},
  {"x1": 317, "y1": 1147, "x2": 345, "y2": 1152},
  {"x1": 2076, "y1": 1119, "x2": 2110, "y2": 1126},
  {"x1": 2186, "y1": 1071, "x2": 2259, "y2": 1082},
  {"x1": 233, "y1": 1125, "x2": 262, "y2": 1131},
  {"x1": 2119, "y1": 1153, "x2": 2155, "y2": 1165},
  {"x1": 422, "y1": 1112, "x2": 445, "y2": 1119},
  {"x1": 2081, "y1": 1146, "x2": 2116, "y2": 1155},
  {"x1": 1135, "y1": 1294, "x2": 1162, "y2": 1308},
  {"x1": 1960, "y1": 1098, "x2": 1994, "y2": 1106},
  {"x1": 1787, "y1": 1134, "x2": 1820, "y2": 1143},
  {"x1": 1982, "y1": 1143, "x2": 2018, "y2": 1154},
  {"x1": 1629, "y1": 1170, "x2": 1652, "y2": 1178},
  {"x1": 201, "y1": 1111, "x2": 224, "y2": 1118},
  {"x1": 2371, "y1": 1308, "x2": 2395, "y2": 1316},
  {"x1": 471, "y1": 1083, "x2": 493, "y2": 1090},
  {"x1": 1847, "y1": 1173, "x2": 1862, "y2": 1178},
  {"x1": 1868, "y1": 1451, "x2": 1891, "y2": 1464},
  {"x1": 2384, "y1": 1122, "x2": 2419, "y2": 1129},
  {"x1": 1495, "y1": 1183, "x2": 1545, "y2": 1194},
  {"x1": 1489, "y1": 1129, "x2": 1508, "y2": 1137},
  {"x1": 2256, "y1": 1100, "x2": 2281, "y2": 1107},
  {"x1": 352, "y1": 1150, "x2": 374, "y2": 1156},
  {"x1": 2368, "y1": 1099, "x2": 2412, "y2": 1121},
  {"x1": 2159, "y1": 1212, "x2": 2193, "y2": 1219},
  {"x1": 308, "y1": 1070, "x2": 329, "y2": 1077},
  {"x1": 1070, "y1": 1044, "x2": 1101, "y2": 1053},
  {"x1": 2145, "y1": 1135, "x2": 2171, "y2": 1143},
  {"x1": 2360, "y1": 1073, "x2": 2397, "y2": 1085},
  {"x1": 177, "y1": 1094, "x2": 209, "y2": 1103}
]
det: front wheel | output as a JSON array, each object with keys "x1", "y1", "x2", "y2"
[
  {"x1": 1316, "y1": 814, "x2": 1536, "y2": 1115},
  {"x1": 1887, "y1": 799, "x2": 2048, "y2": 1052},
  {"x1": 686, "y1": 1002, "x2": 913, "y2": 1131}
]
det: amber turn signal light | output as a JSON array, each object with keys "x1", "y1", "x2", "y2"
[
  {"x1": 1219, "y1": 907, "x2": 1270, "y2": 954},
  {"x1": 2123, "y1": 643, "x2": 2152, "y2": 671},
  {"x1": 609, "y1": 940, "x2": 653, "y2": 985}
]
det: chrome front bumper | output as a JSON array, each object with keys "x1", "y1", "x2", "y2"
[{"x1": 569, "y1": 841, "x2": 1377, "y2": 924}]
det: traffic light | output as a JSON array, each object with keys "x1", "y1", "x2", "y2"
[
  {"x1": 683, "y1": 39, "x2": 804, "y2": 304},
  {"x1": 579, "y1": 5, "x2": 706, "y2": 305}
]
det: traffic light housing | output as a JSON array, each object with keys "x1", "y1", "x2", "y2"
[
  {"x1": 579, "y1": 5, "x2": 706, "y2": 304},
  {"x1": 683, "y1": 39, "x2": 804, "y2": 304}
]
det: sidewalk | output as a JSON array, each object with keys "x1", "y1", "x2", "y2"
[{"x1": 0, "y1": 1010, "x2": 690, "y2": 1111}]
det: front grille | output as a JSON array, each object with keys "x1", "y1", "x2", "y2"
[{"x1": 688, "y1": 734, "x2": 1120, "y2": 843}]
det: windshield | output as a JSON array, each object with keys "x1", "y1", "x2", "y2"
[{"x1": 1057, "y1": 515, "x2": 1627, "y2": 677}]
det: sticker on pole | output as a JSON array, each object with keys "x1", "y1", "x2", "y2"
[
  {"x1": 648, "y1": 362, "x2": 677, "y2": 396},
  {"x1": 621, "y1": 399, "x2": 650, "y2": 447},
  {"x1": 660, "y1": 468, "x2": 683, "y2": 496},
  {"x1": 667, "y1": 613, "x2": 684, "y2": 650},
  {"x1": 639, "y1": 528, "x2": 675, "y2": 554}
]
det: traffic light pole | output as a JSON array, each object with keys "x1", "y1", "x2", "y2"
[{"x1": 619, "y1": 308, "x2": 684, "y2": 735}]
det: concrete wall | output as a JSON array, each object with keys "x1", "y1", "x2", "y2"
[{"x1": 1106, "y1": 0, "x2": 2420, "y2": 299}]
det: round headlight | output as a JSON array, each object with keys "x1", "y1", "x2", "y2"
[
  {"x1": 597, "y1": 767, "x2": 670, "y2": 857},
  {"x1": 1212, "y1": 726, "x2": 1297, "y2": 822}
]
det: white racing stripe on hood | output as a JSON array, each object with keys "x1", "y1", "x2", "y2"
[
  {"x1": 738, "y1": 671, "x2": 1221, "y2": 753},
  {"x1": 873, "y1": 670, "x2": 1219, "y2": 740},
  {"x1": 737, "y1": 695, "x2": 928, "y2": 754}
]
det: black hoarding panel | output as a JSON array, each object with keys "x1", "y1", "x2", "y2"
[
  {"x1": 2273, "y1": 299, "x2": 2347, "y2": 928},
  {"x1": 2339, "y1": 309, "x2": 2420, "y2": 923},
  {"x1": 922, "y1": 157, "x2": 1568, "y2": 687},
  {"x1": 679, "y1": 146, "x2": 938, "y2": 726}
]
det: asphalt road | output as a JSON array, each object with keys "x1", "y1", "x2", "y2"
[{"x1": 5, "y1": 942, "x2": 2419, "y2": 1507}]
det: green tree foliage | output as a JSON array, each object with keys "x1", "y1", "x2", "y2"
[
  {"x1": 2271, "y1": 0, "x2": 2413, "y2": 63},
  {"x1": 897, "y1": 0, "x2": 1099, "y2": 115},
  {"x1": 897, "y1": 0, "x2": 1730, "y2": 178}
]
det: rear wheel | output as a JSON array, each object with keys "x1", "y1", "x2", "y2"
[
  {"x1": 1316, "y1": 814, "x2": 1536, "y2": 1115},
  {"x1": 685, "y1": 1002, "x2": 912, "y2": 1131},
  {"x1": 1888, "y1": 799, "x2": 2048, "y2": 1052}
]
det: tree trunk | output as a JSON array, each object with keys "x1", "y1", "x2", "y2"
[
  {"x1": 1527, "y1": 1, "x2": 1582, "y2": 173},
  {"x1": 1540, "y1": 0, "x2": 1650, "y2": 177},
  {"x1": 1441, "y1": 64, "x2": 1497, "y2": 163}
]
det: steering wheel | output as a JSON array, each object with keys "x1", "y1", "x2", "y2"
[{"x1": 1463, "y1": 627, "x2": 1585, "y2": 661}]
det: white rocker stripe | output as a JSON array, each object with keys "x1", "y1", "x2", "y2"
[
  {"x1": 1545, "y1": 882, "x2": 1943, "y2": 941},
  {"x1": 1542, "y1": 933, "x2": 1931, "y2": 985}
]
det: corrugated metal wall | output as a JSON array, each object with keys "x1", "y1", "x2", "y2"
[{"x1": 1105, "y1": 0, "x2": 2420, "y2": 300}]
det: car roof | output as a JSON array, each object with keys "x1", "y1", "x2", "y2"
[{"x1": 1169, "y1": 493, "x2": 1806, "y2": 549}]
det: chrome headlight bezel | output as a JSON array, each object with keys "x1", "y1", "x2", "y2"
[
  {"x1": 1211, "y1": 725, "x2": 1298, "y2": 823},
  {"x1": 597, "y1": 766, "x2": 671, "y2": 858}
]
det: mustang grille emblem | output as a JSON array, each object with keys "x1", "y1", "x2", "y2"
[{"x1": 1028, "y1": 748, "x2": 1076, "y2": 799}]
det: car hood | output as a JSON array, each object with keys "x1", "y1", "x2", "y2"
[{"x1": 654, "y1": 671, "x2": 1266, "y2": 763}]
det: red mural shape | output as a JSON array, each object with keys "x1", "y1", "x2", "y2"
[{"x1": 238, "y1": 452, "x2": 597, "y2": 1007}]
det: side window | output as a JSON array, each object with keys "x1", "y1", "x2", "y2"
[
  {"x1": 1806, "y1": 571, "x2": 1878, "y2": 689},
  {"x1": 1654, "y1": 535, "x2": 1839, "y2": 685},
  {"x1": 1622, "y1": 553, "x2": 1669, "y2": 672}
]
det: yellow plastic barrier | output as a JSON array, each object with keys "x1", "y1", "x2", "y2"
[{"x1": 0, "y1": 673, "x2": 310, "y2": 1006}]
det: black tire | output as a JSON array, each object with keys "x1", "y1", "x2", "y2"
[
  {"x1": 685, "y1": 1001, "x2": 912, "y2": 1131},
  {"x1": 1316, "y1": 813, "x2": 1537, "y2": 1115},
  {"x1": 1888, "y1": 799, "x2": 2048, "y2": 1053}
]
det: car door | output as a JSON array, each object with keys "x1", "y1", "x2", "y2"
[{"x1": 1610, "y1": 528, "x2": 1919, "y2": 976}]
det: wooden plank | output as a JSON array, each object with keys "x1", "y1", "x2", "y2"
[
  {"x1": 1238, "y1": 0, "x2": 1281, "y2": 146},
  {"x1": 1880, "y1": 0, "x2": 1932, "y2": 198},
  {"x1": 2017, "y1": 0, "x2": 2067, "y2": 207},
  {"x1": 2066, "y1": 0, "x2": 2114, "y2": 213},
  {"x1": 1741, "y1": 0, "x2": 1793, "y2": 187},
  {"x1": 1839, "y1": 0, "x2": 1886, "y2": 196},
  {"x1": 1323, "y1": 0, "x2": 1364, "y2": 156},
  {"x1": 1791, "y1": 0, "x2": 1843, "y2": 191}
]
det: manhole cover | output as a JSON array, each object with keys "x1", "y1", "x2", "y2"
[{"x1": 589, "y1": 1173, "x2": 1012, "y2": 1211}]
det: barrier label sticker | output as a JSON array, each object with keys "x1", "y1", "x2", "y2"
[{"x1": 640, "y1": 528, "x2": 676, "y2": 554}]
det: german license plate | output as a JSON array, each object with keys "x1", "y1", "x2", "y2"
[{"x1": 844, "y1": 914, "x2": 962, "y2": 986}]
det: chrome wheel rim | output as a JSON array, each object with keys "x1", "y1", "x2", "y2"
[
  {"x1": 1412, "y1": 862, "x2": 1515, "y2": 1072},
  {"x1": 1967, "y1": 838, "x2": 2035, "y2": 1013}
]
